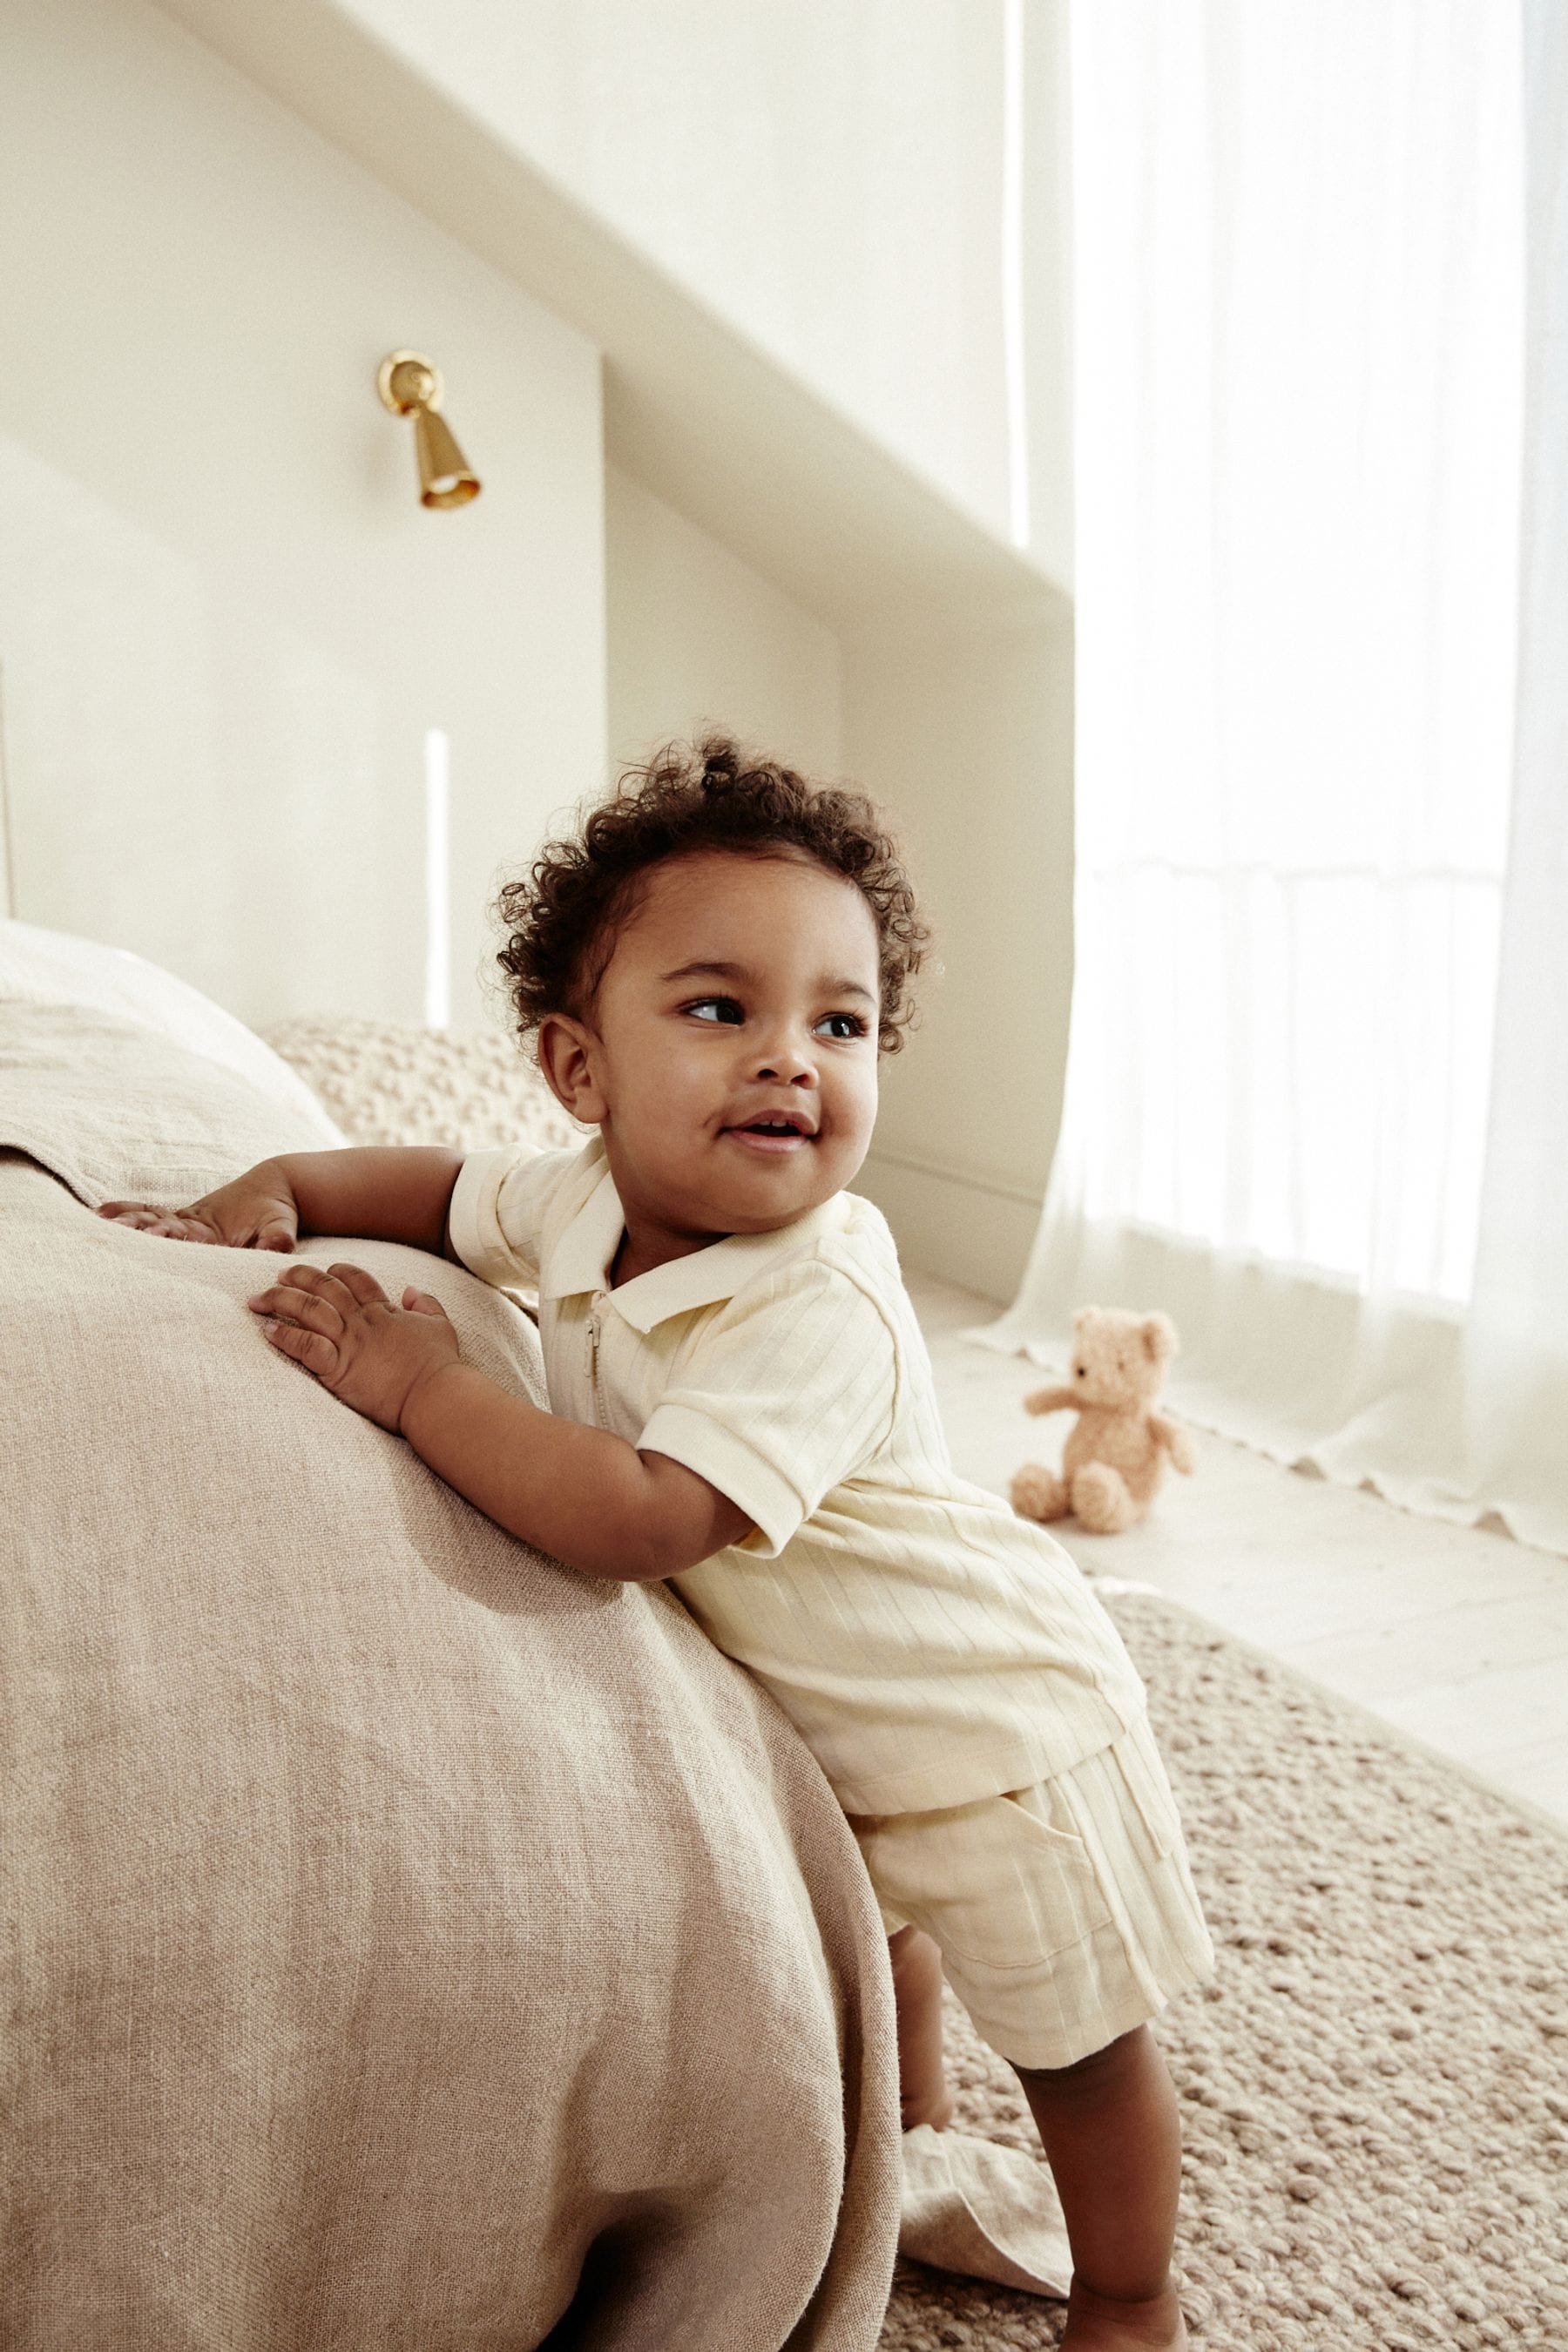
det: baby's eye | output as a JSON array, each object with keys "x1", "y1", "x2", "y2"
[
  {"x1": 814, "y1": 1010, "x2": 868, "y2": 1041},
  {"x1": 686, "y1": 996, "x2": 744, "y2": 1025}
]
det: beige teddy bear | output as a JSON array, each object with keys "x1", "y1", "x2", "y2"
[{"x1": 1010, "y1": 1306, "x2": 1194, "y2": 1535}]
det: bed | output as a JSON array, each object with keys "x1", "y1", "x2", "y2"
[{"x1": 0, "y1": 923, "x2": 903, "y2": 2350}]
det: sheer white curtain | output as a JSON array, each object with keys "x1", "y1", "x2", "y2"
[
  {"x1": 990, "y1": 2, "x2": 1568, "y2": 1553},
  {"x1": 1461, "y1": 0, "x2": 1568, "y2": 1551}
]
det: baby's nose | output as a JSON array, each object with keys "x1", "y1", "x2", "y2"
[{"x1": 754, "y1": 1038, "x2": 815, "y2": 1083}]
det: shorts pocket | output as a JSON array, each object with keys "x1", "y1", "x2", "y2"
[{"x1": 866, "y1": 1786, "x2": 1116, "y2": 1975}]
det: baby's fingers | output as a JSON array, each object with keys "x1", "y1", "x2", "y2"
[
  {"x1": 257, "y1": 1315, "x2": 341, "y2": 1382},
  {"x1": 98, "y1": 1201, "x2": 190, "y2": 1235},
  {"x1": 98, "y1": 1201, "x2": 225, "y2": 1244},
  {"x1": 325, "y1": 1261, "x2": 390, "y2": 1308},
  {"x1": 247, "y1": 1281, "x2": 344, "y2": 1341},
  {"x1": 402, "y1": 1287, "x2": 450, "y2": 1321}
]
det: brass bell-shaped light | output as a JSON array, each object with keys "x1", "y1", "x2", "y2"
[{"x1": 376, "y1": 351, "x2": 481, "y2": 510}]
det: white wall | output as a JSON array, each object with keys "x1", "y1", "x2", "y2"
[
  {"x1": 314, "y1": 0, "x2": 1073, "y2": 578},
  {"x1": 6, "y1": 0, "x2": 1076, "y2": 1300},
  {"x1": 605, "y1": 465, "x2": 841, "y2": 777},
  {"x1": 0, "y1": 0, "x2": 606, "y2": 1031},
  {"x1": 845, "y1": 612, "x2": 1075, "y2": 1301}
]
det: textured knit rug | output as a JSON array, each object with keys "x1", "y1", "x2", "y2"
[{"x1": 879, "y1": 1585, "x2": 1568, "y2": 2352}]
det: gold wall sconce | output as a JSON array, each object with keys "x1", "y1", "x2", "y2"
[{"x1": 376, "y1": 351, "x2": 481, "y2": 510}]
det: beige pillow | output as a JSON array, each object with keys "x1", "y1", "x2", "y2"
[
  {"x1": 262, "y1": 1016, "x2": 582, "y2": 1155},
  {"x1": 0, "y1": 918, "x2": 342, "y2": 1140}
]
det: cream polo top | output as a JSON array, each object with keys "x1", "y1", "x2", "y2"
[{"x1": 449, "y1": 1137, "x2": 1147, "y2": 1815}]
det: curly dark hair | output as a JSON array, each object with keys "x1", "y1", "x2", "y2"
[{"x1": 495, "y1": 735, "x2": 929, "y2": 1052}]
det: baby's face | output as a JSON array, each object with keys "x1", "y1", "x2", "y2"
[{"x1": 551, "y1": 848, "x2": 882, "y2": 1250}]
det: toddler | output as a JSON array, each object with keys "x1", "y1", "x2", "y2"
[{"x1": 103, "y1": 740, "x2": 1213, "y2": 2351}]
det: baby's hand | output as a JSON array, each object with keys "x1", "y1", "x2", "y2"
[
  {"x1": 98, "y1": 1161, "x2": 299, "y2": 1252},
  {"x1": 248, "y1": 1260, "x2": 460, "y2": 1433}
]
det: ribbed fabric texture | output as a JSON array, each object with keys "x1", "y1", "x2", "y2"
[
  {"x1": 850, "y1": 1717, "x2": 1215, "y2": 2068},
  {"x1": 450, "y1": 1141, "x2": 1148, "y2": 1815}
]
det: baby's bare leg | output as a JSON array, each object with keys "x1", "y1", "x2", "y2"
[
  {"x1": 888, "y1": 1927, "x2": 954, "y2": 2131},
  {"x1": 1015, "y1": 2024, "x2": 1186, "y2": 2350}
]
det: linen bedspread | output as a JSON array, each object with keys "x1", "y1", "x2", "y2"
[{"x1": 0, "y1": 1003, "x2": 902, "y2": 2350}]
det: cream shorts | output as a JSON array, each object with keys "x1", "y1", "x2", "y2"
[{"x1": 847, "y1": 1713, "x2": 1215, "y2": 2071}]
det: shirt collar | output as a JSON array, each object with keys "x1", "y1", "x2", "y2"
[{"x1": 541, "y1": 1151, "x2": 850, "y2": 1333}]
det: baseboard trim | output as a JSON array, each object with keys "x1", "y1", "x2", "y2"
[{"x1": 856, "y1": 1147, "x2": 1044, "y2": 1304}]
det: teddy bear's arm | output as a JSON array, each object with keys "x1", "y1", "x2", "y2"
[
  {"x1": 1150, "y1": 1412, "x2": 1195, "y2": 1475},
  {"x1": 1022, "y1": 1384, "x2": 1081, "y2": 1417}
]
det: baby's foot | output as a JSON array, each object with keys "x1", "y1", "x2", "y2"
[{"x1": 1058, "y1": 2278, "x2": 1187, "y2": 2351}]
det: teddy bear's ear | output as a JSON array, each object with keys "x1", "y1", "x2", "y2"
[
  {"x1": 1140, "y1": 1312, "x2": 1178, "y2": 1362},
  {"x1": 1073, "y1": 1305, "x2": 1099, "y2": 1332}
]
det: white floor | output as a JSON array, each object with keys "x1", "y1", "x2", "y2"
[{"x1": 911, "y1": 1272, "x2": 1568, "y2": 1832}]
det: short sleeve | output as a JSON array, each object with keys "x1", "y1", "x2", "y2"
[
  {"x1": 448, "y1": 1145, "x2": 582, "y2": 1290},
  {"x1": 638, "y1": 1255, "x2": 899, "y2": 1556}
]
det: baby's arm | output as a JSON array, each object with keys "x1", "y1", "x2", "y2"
[
  {"x1": 248, "y1": 1260, "x2": 750, "y2": 1580},
  {"x1": 404, "y1": 1359, "x2": 750, "y2": 1578},
  {"x1": 99, "y1": 1147, "x2": 463, "y2": 1258}
]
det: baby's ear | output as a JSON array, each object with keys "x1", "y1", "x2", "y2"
[
  {"x1": 537, "y1": 1011, "x2": 607, "y2": 1125},
  {"x1": 1140, "y1": 1312, "x2": 1178, "y2": 1364}
]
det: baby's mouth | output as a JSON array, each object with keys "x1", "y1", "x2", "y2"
[{"x1": 725, "y1": 1117, "x2": 815, "y2": 1155}]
